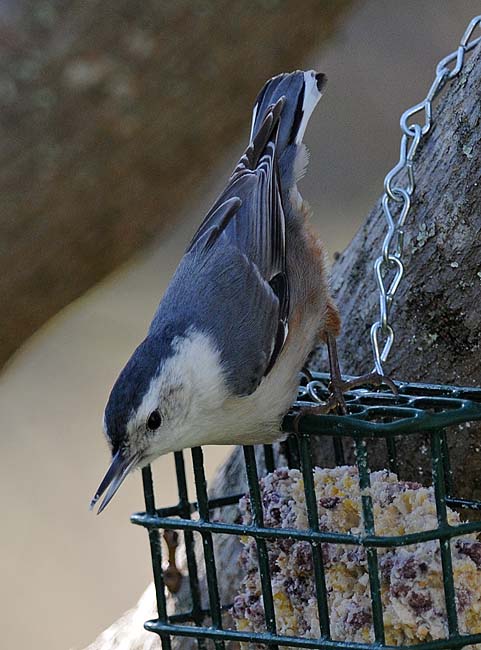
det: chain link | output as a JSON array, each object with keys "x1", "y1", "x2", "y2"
[{"x1": 370, "y1": 16, "x2": 481, "y2": 376}]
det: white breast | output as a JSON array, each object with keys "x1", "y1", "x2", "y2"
[{"x1": 211, "y1": 306, "x2": 321, "y2": 446}]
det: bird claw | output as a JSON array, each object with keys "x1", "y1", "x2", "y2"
[
  {"x1": 163, "y1": 530, "x2": 183, "y2": 594},
  {"x1": 293, "y1": 371, "x2": 398, "y2": 432},
  {"x1": 332, "y1": 371, "x2": 398, "y2": 398},
  {"x1": 291, "y1": 399, "x2": 335, "y2": 433},
  {"x1": 330, "y1": 370, "x2": 398, "y2": 412},
  {"x1": 294, "y1": 334, "x2": 398, "y2": 432}
]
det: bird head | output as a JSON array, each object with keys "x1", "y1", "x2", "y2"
[{"x1": 90, "y1": 328, "x2": 225, "y2": 513}]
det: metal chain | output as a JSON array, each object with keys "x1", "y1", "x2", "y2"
[{"x1": 370, "y1": 15, "x2": 481, "y2": 376}]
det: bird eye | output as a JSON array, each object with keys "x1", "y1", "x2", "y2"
[{"x1": 147, "y1": 409, "x2": 162, "y2": 431}]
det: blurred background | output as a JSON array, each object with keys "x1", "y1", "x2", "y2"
[{"x1": 1, "y1": 2, "x2": 479, "y2": 649}]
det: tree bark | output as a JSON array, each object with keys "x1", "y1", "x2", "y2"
[
  {"x1": 310, "y1": 41, "x2": 481, "y2": 499},
  {"x1": 0, "y1": 0, "x2": 352, "y2": 369},
  {"x1": 85, "y1": 38, "x2": 481, "y2": 650}
]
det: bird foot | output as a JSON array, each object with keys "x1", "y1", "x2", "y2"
[
  {"x1": 163, "y1": 530, "x2": 183, "y2": 594},
  {"x1": 293, "y1": 371, "x2": 398, "y2": 431},
  {"x1": 328, "y1": 371, "x2": 398, "y2": 414},
  {"x1": 333, "y1": 371, "x2": 398, "y2": 395}
]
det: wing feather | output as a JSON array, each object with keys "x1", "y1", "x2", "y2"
[{"x1": 185, "y1": 99, "x2": 289, "y2": 394}]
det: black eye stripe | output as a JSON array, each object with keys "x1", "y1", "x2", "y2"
[{"x1": 147, "y1": 409, "x2": 162, "y2": 431}]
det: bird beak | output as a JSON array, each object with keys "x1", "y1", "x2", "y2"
[{"x1": 90, "y1": 450, "x2": 139, "y2": 514}]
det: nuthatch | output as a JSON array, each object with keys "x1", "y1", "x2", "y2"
[{"x1": 91, "y1": 70, "x2": 392, "y2": 514}]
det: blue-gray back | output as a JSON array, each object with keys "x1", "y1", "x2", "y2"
[{"x1": 149, "y1": 72, "x2": 312, "y2": 396}]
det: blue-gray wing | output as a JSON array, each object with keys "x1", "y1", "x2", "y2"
[{"x1": 185, "y1": 99, "x2": 289, "y2": 395}]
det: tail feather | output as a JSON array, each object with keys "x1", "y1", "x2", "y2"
[{"x1": 249, "y1": 70, "x2": 325, "y2": 155}]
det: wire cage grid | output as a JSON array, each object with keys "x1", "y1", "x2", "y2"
[{"x1": 131, "y1": 374, "x2": 481, "y2": 650}]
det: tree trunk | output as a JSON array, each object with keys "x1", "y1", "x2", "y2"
[
  {"x1": 85, "y1": 39, "x2": 481, "y2": 650},
  {"x1": 309, "y1": 40, "x2": 481, "y2": 499},
  {"x1": 0, "y1": 0, "x2": 352, "y2": 369}
]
